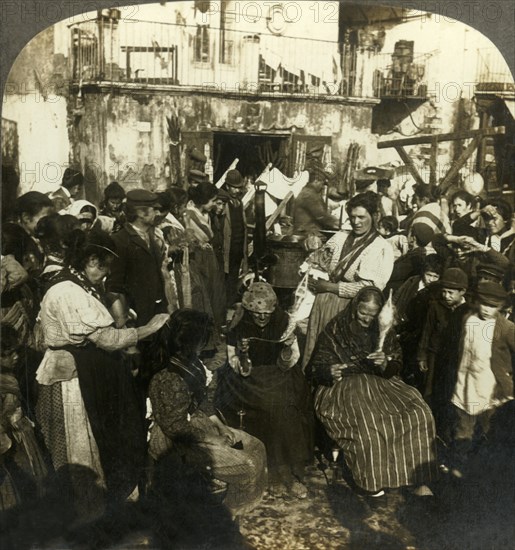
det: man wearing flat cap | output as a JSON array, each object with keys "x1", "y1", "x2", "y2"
[
  {"x1": 221, "y1": 169, "x2": 249, "y2": 307},
  {"x1": 188, "y1": 169, "x2": 209, "y2": 186},
  {"x1": 106, "y1": 189, "x2": 168, "y2": 327},
  {"x1": 293, "y1": 166, "x2": 340, "y2": 237}
]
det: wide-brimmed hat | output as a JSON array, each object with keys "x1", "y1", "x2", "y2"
[{"x1": 440, "y1": 267, "x2": 468, "y2": 290}]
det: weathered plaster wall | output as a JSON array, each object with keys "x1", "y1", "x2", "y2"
[
  {"x1": 2, "y1": 26, "x2": 71, "y2": 195},
  {"x1": 74, "y1": 90, "x2": 377, "y2": 202}
]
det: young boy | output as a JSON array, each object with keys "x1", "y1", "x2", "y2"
[
  {"x1": 417, "y1": 268, "x2": 469, "y2": 400},
  {"x1": 449, "y1": 282, "x2": 515, "y2": 477}
]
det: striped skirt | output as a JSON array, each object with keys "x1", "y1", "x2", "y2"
[
  {"x1": 302, "y1": 292, "x2": 351, "y2": 369},
  {"x1": 315, "y1": 374, "x2": 437, "y2": 492}
]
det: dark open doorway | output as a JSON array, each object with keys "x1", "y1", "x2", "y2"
[{"x1": 212, "y1": 131, "x2": 290, "y2": 181}]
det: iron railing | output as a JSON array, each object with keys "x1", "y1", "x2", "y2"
[
  {"x1": 69, "y1": 17, "x2": 429, "y2": 100},
  {"x1": 372, "y1": 52, "x2": 430, "y2": 98},
  {"x1": 475, "y1": 48, "x2": 515, "y2": 93}
]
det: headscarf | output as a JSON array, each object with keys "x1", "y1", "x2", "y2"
[
  {"x1": 241, "y1": 282, "x2": 277, "y2": 313},
  {"x1": 309, "y1": 286, "x2": 387, "y2": 380},
  {"x1": 68, "y1": 200, "x2": 98, "y2": 222}
]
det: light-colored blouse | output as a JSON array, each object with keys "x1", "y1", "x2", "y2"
[
  {"x1": 315, "y1": 230, "x2": 395, "y2": 298},
  {"x1": 36, "y1": 280, "x2": 137, "y2": 385}
]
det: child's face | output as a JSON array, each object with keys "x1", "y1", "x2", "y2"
[
  {"x1": 422, "y1": 270, "x2": 440, "y2": 286},
  {"x1": 441, "y1": 287, "x2": 465, "y2": 308},
  {"x1": 0, "y1": 348, "x2": 19, "y2": 371},
  {"x1": 477, "y1": 302, "x2": 501, "y2": 320},
  {"x1": 378, "y1": 224, "x2": 387, "y2": 237}
]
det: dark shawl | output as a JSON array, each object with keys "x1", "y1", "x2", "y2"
[{"x1": 308, "y1": 287, "x2": 402, "y2": 386}]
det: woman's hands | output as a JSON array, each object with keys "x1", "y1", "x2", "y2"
[
  {"x1": 367, "y1": 351, "x2": 387, "y2": 369},
  {"x1": 330, "y1": 363, "x2": 347, "y2": 382},
  {"x1": 206, "y1": 416, "x2": 238, "y2": 447},
  {"x1": 237, "y1": 338, "x2": 250, "y2": 354},
  {"x1": 307, "y1": 277, "x2": 339, "y2": 295}
]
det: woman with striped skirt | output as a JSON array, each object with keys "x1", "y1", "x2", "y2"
[{"x1": 309, "y1": 286, "x2": 437, "y2": 496}]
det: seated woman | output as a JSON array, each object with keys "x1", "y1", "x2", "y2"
[
  {"x1": 36, "y1": 229, "x2": 169, "y2": 521},
  {"x1": 215, "y1": 282, "x2": 314, "y2": 499},
  {"x1": 309, "y1": 286, "x2": 437, "y2": 497},
  {"x1": 148, "y1": 309, "x2": 267, "y2": 517}
]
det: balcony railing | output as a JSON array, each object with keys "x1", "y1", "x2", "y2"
[
  {"x1": 372, "y1": 52, "x2": 430, "y2": 99},
  {"x1": 69, "y1": 17, "x2": 429, "y2": 101},
  {"x1": 475, "y1": 48, "x2": 514, "y2": 93}
]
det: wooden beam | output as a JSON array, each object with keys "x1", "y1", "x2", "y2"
[
  {"x1": 394, "y1": 146, "x2": 426, "y2": 186},
  {"x1": 266, "y1": 192, "x2": 294, "y2": 230},
  {"x1": 247, "y1": 192, "x2": 294, "y2": 257},
  {"x1": 440, "y1": 135, "x2": 481, "y2": 193},
  {"x1": 429, "y1": 136, "x2": 438, "y2": 185},
  {"x1": 377, "y1": 126, "x2": 505, "y2": 149}
]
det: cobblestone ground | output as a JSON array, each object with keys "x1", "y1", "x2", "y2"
[{"x1": 4, "y1": 347, "x2": 513, "y2": 550}]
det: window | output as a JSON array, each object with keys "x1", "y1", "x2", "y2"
[{"x1": 194, "y1": 25, "x2": 209, "y2": 63}]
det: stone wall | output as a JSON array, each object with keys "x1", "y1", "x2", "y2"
[{"x1": 73, "y1": 88, "x2": 378, "y2": 203}]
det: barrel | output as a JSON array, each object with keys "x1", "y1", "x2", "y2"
[{"x1": 267, "y1": 238, "x2": 307, "y2": 289}]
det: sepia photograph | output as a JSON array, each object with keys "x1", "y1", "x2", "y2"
[{"x1": 1, "y1": 1, "x2": 514, "y2": 548}]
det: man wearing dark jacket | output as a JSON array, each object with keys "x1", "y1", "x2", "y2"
[
  {"x1": 293, "y1": 167, "x2": 339, "y2": 236},
  {"x1": 221, "y1": 169, "x2": 248, "y2": 308},
  {"x1": 106, "y1": 189, "x2": 167, "y2": 326}
]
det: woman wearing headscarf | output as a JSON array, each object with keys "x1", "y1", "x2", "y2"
[
  {"x1": 302, "y1": 192, "x2": 394, "y2": 368},
  {"x1": 68, "y1": 200, "x2": 98, "y2": 233},
  {"x1": 215, "y1": 282, "x2": 314, "y2": 499},
  {"x1": 35, "y1": 229, "x2": 169, "y2": 521},
  {"x1": 148, "y1": 309, "x2": 267, "y2": 517},
  {"x1": 309, "y1": 286, "x2": 437, "y2": 497}
]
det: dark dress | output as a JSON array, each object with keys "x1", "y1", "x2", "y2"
[
  {"x1": 215, "y1": 309, "x2": 314, "y2": 482},
  {"x1": 148, "y1": 357, "x2": 267, "y2": 515}
]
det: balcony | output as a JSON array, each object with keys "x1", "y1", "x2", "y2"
[
  {"x1": 68, "y1": 16, "x2": 385, "y2": 101},
  {"x1": 475, "y1": 48, "x2": 515, "y2": 95},
  {"x1": 372, "y1": 51, "x2": 430, "y2": 99}
]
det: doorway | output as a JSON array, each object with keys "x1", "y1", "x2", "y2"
[{"x1": 212, "y1": 131, "x2": 290, "y2": 181}]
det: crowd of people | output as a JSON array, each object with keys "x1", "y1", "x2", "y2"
[{"x1": 1, "y1": 163, "x2": 514, "y2": 535}]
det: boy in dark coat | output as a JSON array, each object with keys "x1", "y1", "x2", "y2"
[{"x1": 417, "y1": 268, "x2": 469, "y2": 400}]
